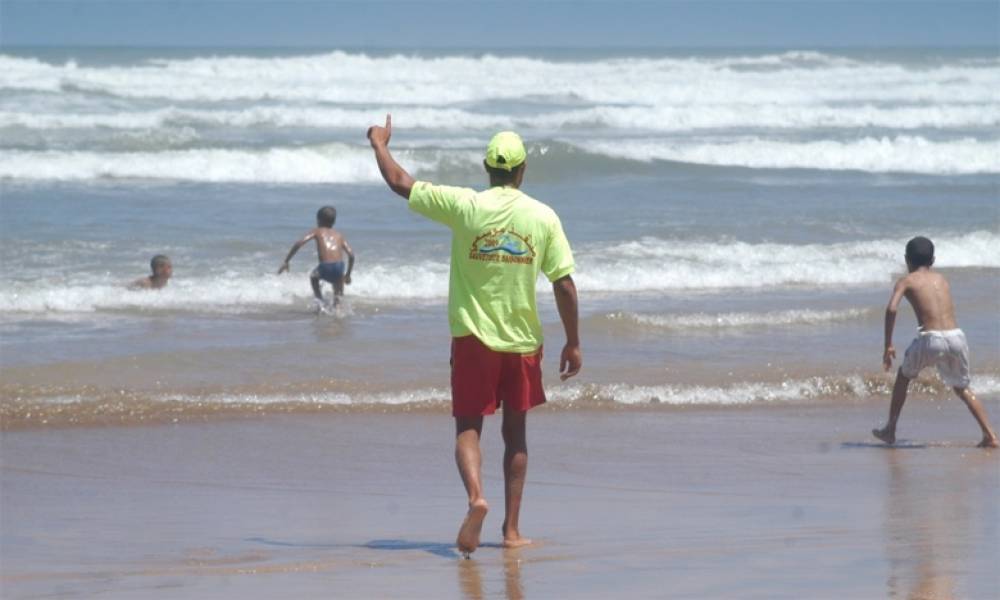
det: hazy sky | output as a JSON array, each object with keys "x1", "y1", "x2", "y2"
[{"x1": 2, "y1": 1, "x2": 997, "y2": 48}]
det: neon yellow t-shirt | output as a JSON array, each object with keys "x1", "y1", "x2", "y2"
[{"x1": 409, "y1": 181, "x2": 575, "y2": 353}]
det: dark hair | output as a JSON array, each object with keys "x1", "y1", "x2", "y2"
[
  {"x1": 150, "y1": 254, "x2": 170, "y2": 272},
  {"x1": 317, "y1": 206, "x2": 337, "y2": 227},
  {"x1": 905, "y1": 236, "x2": 934, "y2": 267},
  {"x1": 485, "y1": 162, "x2": 524, "y2": 187}
]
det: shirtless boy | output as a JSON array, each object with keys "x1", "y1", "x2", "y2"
[
  {"x1": 278, "y1": 206, "x2": 355, "y2": 307},
  {"x1": 131, "y1": 255, "x2": 172, "y2": 290},
  {"x1": 873, "y1": 236, "x2": 998, "y2": 448}
]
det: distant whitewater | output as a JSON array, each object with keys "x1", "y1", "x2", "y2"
[
  {"x1": 2, "y1": 49, "x2": 998, "y2": 181},
  {"x1": 1, "y1": 231, "x2": 996, "y2": 315}
]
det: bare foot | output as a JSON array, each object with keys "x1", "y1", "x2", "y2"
[
  {"x1": 502, "y1": 535, "x2": 533, "y2": 549},
  {"x1": 872, "y1": 427, "x2": 895, "y2": 445},
  {"x1": 457, "y1": 499, "x2": 489, "y2": 555},
  {"x1": 977, "y1": 435, "x2": 999, "y2": 448}
]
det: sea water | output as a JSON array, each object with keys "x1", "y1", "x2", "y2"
[{"x1": 1, "y1": 47, "x2": 998, "y2": 424}]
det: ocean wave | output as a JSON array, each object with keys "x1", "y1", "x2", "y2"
[
  {"x1": 573, "y1": 231, "x2": 1000, "y2": 292},
  {"x1": 0, "y1": 263, "x2": 451, "y2": 314},
  {"x1": 6, "y1": 373, "x2": 999, "y2": 428},
  {"x1": 3, "y1": 134, "x2": 998, "y2": 182},
  {"x1": 584, "y1": 136, "x2": 1000, "y2": 175},
  {"x1": 0, "y1": 144, "x2": 479, "y2": 183},
  {"x1": 0, "y1": 231, "x2": 995, "y2": 315},
  {"x1": 2, "y1": 51, "x2": 997, "y2": 105},
  {"x1": 604, "y1": 308, "x2": 876, "y2": 332},
  {"x1": 2, "y1": 102, "x2": 996, "y2": 133}
]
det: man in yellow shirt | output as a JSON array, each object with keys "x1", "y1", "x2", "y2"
[{"x1": 367, "y1": 115, "x2": 582, "y2": 556}]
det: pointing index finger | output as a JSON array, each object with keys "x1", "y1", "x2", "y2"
[{"x1": 386, "y1": 113, "x2": 392, "y2": 131}]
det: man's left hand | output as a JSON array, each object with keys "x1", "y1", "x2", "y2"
[{"x1": 560, "y1": 343, "x2": 582, "y2": 381}]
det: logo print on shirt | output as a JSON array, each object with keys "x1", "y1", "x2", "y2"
[{"x1": 469, "y1": 229, "x2": 535, "y2": 265}]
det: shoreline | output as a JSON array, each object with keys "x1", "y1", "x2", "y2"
[
  {"x1": 3, "y1": 370, "x2": 998, "y2": 431},
  {"x1": 3, "y1": 402, "x2": 998, "y2": 598}
]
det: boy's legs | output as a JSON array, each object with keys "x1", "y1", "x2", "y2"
[
  {"x1": 456, "y1": 416, "x2": 488, "y2": 555},
  {"x1": 952, "y1": 387, "x2": 1000, "y2": 447},
  {"x1": 501, "y1": 408, "x2": 531, "y2": 548},
  {"x1": 874, "y1": 369, "x2": 911, "y2": 444},
  {"x1": 332, "y1": 276, "x2": 345, "y2": 306},
  {"x1": 309, "y1": 273, "x2": 323, "y2": 301}
]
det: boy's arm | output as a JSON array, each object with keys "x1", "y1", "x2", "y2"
[
  {"x1": 552, "y1": 275, "x2": 581, "y2": 381},
  {"x1": 883, "y1": 278, "x2": 907, "y2": 371},
  {"x1": 278, "y1": 231, "x2": 316, "y2": 274},
  {"x1": 343, "y1": 239, "x2": 355, "y2": 284},
  {"x1": 367, "y1": 114, "x2": 415, "y2": 200}
]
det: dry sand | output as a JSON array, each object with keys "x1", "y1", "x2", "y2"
[{"x1": 2, "y1": 399, "x2": 998, "y2": 599}]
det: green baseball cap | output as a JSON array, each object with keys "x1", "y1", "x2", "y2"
[{"x1": 485, "y1": 131, "x2": 526, "y2": 171}]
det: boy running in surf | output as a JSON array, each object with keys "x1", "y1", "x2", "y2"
[
  {"x1": 278, "y1": 206, "x2": 355, "y2": 307},
  {"x1": 873, "y1": 236, "x2": 998, "y2": 448}
]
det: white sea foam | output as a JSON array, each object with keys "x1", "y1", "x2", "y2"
[
  {"x1": 1, "y1": 231, "x2": 995, "y2": 315},
  {"x1": 584, "y1": 136, "x2": 1000, "y2": 175},
  {"x1": 22, "y1": 374, "x2": 1000, "y2": 417},
  {"x1": 2, "y1": 51, "x2": 997, "y2": 105},
  {"x1": 573, "y1": 230, "x2": 1000, "y2": 292},
  {"x1": 606, "y1": 308, "x2": 875, "y2": 331},
  {"x1": 164, "y1": 387, "x2": 451, "y2": 408},
  {"x1": 0, "y1": 263, "x2": 451, "y2": 315},
  {"x1": 553, "y1": 373, "x2": 1000, "y2": 406},
  {"x1": 0, "y1": 144, "x2": 478, "y2": 183},
  {"x1": 553, "y1": 376, "x2": 874, "y2": 406},
  {"x1": 3, "y1": 134, "x2": 997, "y2": 181},
  {"x1": 2, "y1": 102, "x2": 996, "y2": 132}
]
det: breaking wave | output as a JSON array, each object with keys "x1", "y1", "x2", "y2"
[
  {"x1": 1, "y1": 231, "x2": 995, "y2": 315},
  {"x1": 603, "y1": 308, "x2": 876, "y2": 332},
  {"x1": 5, "y1": 373, "x2": 999, "y2": 429},
  {"x1": 2, "y1": 134, "x2": 997, "y2": 182}
]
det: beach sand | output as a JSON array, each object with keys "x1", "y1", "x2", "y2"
[{"x1": 2, "y1": 399, "x2": 998, "y2": 599}]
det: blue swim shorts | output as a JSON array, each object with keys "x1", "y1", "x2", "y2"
[{"x1": 311, "y1": 261, "x2": 345, "y2": 284}]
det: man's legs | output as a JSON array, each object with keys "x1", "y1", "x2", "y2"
[
  {"x1": 953, "y1": 387, "x2": 1000, "y2": 448},
  {"x1": 874, "y1": 369, "x2": 911, "y2": 445},
  {"x1": 455, "y1": 416, "x2": 488, "y2": 555},
  {"x1": 501, "y1": 409, "x2": 531, "y2": 548}
]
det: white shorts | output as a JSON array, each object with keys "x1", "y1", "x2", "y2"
[{"x1": 900, "y1": 328, "x2": 970, "y2": 388}]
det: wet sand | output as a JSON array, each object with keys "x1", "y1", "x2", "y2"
[{"x1": 2, "y1": 399, "x2": 998, "y2": 599}]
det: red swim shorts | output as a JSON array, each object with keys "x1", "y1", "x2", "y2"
[{"x1": 450, "y1": 335, "x2": 546, "y2": 417}]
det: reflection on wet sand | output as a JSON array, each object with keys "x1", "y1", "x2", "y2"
[
  {"x1": 883, "y1": 450, "x2": 981, "y2": 599},
  {"x1": 503, "y1": 550, "x2": 525, "y2": 600},
  {"x1": 458, "y1": 558, "x2": 484, "y2": 600},
  {"x1": 457, "y1": 548, "x2": 525, "y2": 600}
]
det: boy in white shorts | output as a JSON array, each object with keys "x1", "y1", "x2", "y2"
[{"x1": 873, "y1": 236, "x2": 998, "y2": 447}]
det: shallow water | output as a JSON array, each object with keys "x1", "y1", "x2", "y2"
[{"x1": 1, "y1": 47, "x2": 998, "y2": 425}]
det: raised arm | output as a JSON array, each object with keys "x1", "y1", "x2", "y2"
[
  {"x1": 278, "y1": 230, "x2": 316, "y2": 274},
  {"x1": 343, "y1": 239, "x2": 355, "y2": 284},
  {"x1": 883, "y1": 277, "x2": 907, "y2": 371},
  {"x1": 367, "y1": 114, "x2": 414, "y2": 199},
  {"x1": 552, "y1": 275, "x2": 581, "y2": 380}
]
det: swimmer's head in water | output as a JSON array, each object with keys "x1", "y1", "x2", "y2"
[
  {"x1": 317, "y1": 206, "x2": 337, "y2": 227},
  {"x1": 150, "y1": 254, "x2": 172, "y2": 278},
  {"x1": 905, "y1": 236, "x2": 935, "y2": 268}
]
